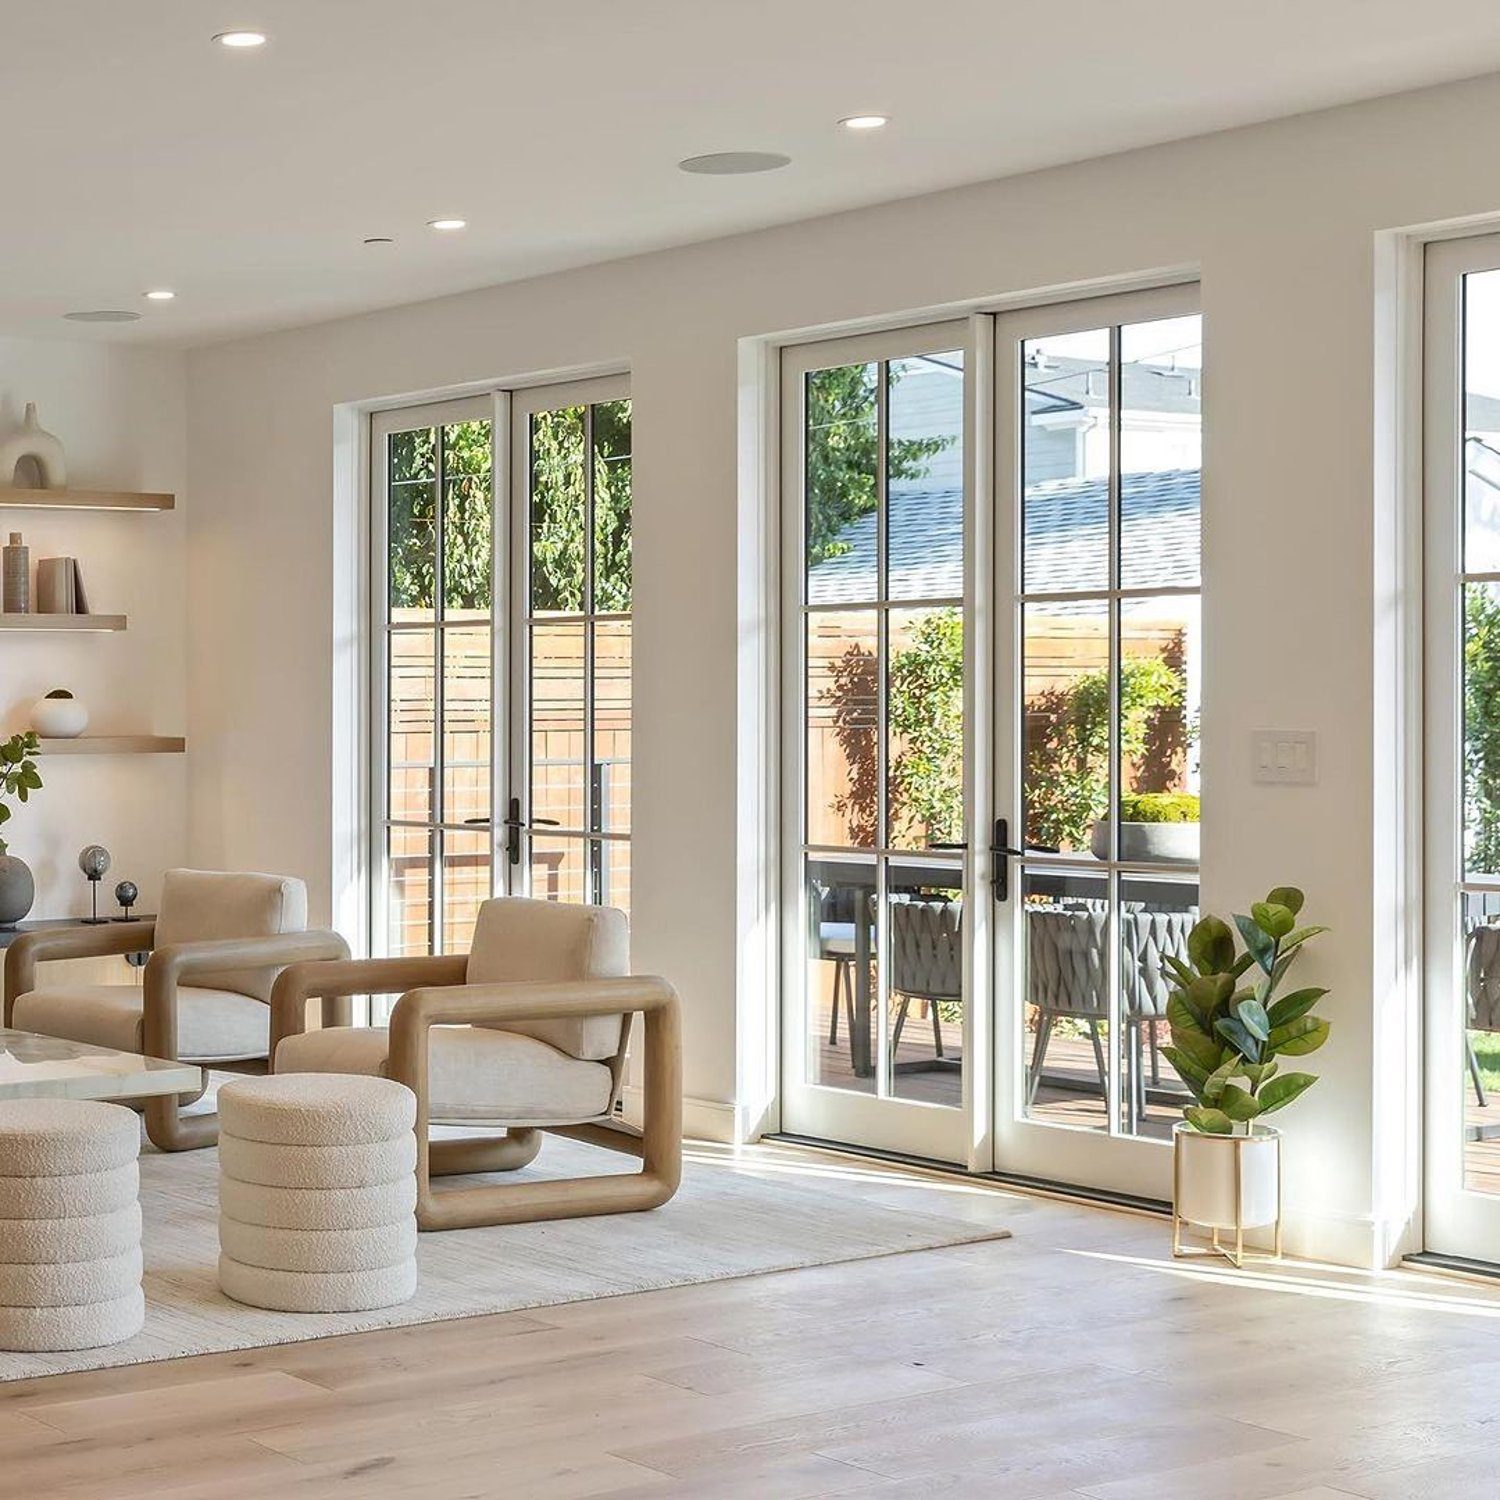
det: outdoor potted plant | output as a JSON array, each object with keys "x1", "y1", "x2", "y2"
[
  {"x1": 1091, "y1": 791, "x2": 1200, "y2": 864},
  {"x1": 1160, "y1": 885, "x2": 1329, "y2": 1264},
  {"x1": 0, "y1": 730, "x2": 43, "y2": 927}
]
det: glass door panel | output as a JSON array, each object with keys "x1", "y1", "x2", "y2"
[
  {"x1": 511, "y1": 379, "x2": 632, "y2": 912},
  {"x1": 1425, "y1": 236, "x2": 1500, "y2": 1257},
  {"x1": 371, "y1": 398, "x2": 497, "y2": 1001},
  {"x1": 781, "y1": 324, "x2": 970, "y2": 1163},
  {"x1": 995, "y1": 287, "x2": 1202, "y2": 1200}
]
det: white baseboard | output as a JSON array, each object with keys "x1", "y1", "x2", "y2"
[{"x1": 620, "y1": 1087, "x2": 745, "y2": 1144}]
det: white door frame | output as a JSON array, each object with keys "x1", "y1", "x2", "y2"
[
  {"x1": 1422, "y1": 231, "x2": 1500, "y2": 1258},
  {"x1": 778, "y1": 319, "x2": 976, "y2": 1164},
  {"x1": 990, "y1": 282, "x2": 1202, "y2": 1202}
]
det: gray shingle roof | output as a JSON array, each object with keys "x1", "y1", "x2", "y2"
[{"x1": 806, "y1": 469, "x2": 1201, "y2": 604}]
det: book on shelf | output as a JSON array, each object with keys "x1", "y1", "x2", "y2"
[{"x1": 35, "y1": 556, "x2": 90, "y2": 615}]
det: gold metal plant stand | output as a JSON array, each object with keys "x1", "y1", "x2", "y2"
[{"x1": 1171, "y1": 1129, "x2": 1284, "y2": 1269}]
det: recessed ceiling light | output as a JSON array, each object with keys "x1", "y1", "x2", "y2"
[
  {"x1": 213, "y1": 30, "x2": 268, "y2": 48},
  {"x1": 840, "y1": 114, "x2": 889, "y2": 131},
  {"x1": 427, "y1": 218, "x2": 467, "y2": 231},
  {"x1": 63, "y1": 310, "x2": 141, "y2": 323},
  {"x1": 678, "y1": 152, "x2": 791, "y2": 176},
  {"x1": 143, "y1": 289, "x2": 175, "y2": 301},
  {"x1": 364, "y1": 236, "x2": 394, "y2": 245}
]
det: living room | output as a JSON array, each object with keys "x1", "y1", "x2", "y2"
[{"x1": 1, "y1": 4, "x2": 1500, "y2": 1495}]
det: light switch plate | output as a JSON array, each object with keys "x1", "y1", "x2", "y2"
[{"x1": 1252, "y1": 730, "x2": 1317, "y2": 785}]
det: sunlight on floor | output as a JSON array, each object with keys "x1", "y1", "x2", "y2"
[
  {"x1": 682, "y1": 1141, "x2": 1026, "y2": 1199},
  {"x1": 1071, "y1": 1247, "x2": 1500, "y2": 1316}
]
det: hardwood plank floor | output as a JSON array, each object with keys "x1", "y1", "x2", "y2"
[{"x1": 3, "y1": 1144, "x2": 1499, "y2": 1499}]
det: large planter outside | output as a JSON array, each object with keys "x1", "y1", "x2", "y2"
[
  {"x1": 1091, "y1": 819, "x2": 1200, "y2": 864},
  {"x1": 1173, "y1": 1121, "x2": 1282, "y2": 1266},
  {"x1": 0, "y1": 853, "x2": 35, "y2": 928}
]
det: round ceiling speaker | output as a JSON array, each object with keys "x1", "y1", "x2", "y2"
[{"x1": 678, "y1": 152, "x2": 791, "y2": 176}]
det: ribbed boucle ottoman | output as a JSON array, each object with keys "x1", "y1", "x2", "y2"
[
  {"x1": 0, "y1": 1098, "x2": 143, "y2": 1352},
  {"x1": 217, "y1": 1074, "x2": 418, "y2": 1313}
]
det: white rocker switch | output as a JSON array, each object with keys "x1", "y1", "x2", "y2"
[{"x1": 1252, "y1": 730, "x2": 1317, "y2": 785}]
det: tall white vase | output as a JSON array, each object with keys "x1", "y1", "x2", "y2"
[{"x1": 0, "y1": 404, "x2": 67, "y2": 489}]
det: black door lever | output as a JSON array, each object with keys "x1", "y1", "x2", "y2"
[
  {"x1": 502, "y1": 796, "x2": 559, "y2": 866},
  {"x1": 989, "y1": 817, "x2": 1058, "y2": 902}
]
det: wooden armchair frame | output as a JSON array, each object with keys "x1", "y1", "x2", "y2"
[
  {"x1": 5, "y1": 922, "x2": 349, "y2": 1150},
  {"x1": 269, "y1": 955, "x2": 682, "y2": 1230}
]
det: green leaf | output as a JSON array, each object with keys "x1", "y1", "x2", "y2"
[
  {"x1": 1256, "y1": 1072, "x2": 1318, "y2": 1114},
  {"x1": 1265, "y1": 886, "x2": 1305, "y2": 917},
  {"x1": 1163, "y1": 954, "x2": 1196, "y2": 990},
  {"x1": 1241, "y1": 1059, "x2": 1279, "y2": 1088},
  {"x1": 1202, "y1": 1055, "x2": 1242, "y2": 1104},
  {"x1": 1251, "y1": 901, "x2": 1296, "y2": 940},
  {"x1": 1268, "y1": 1016, "x2": 1330, "y2": 1056},
  {"x1": 1160, "y1": 1046, "x2": 1209, "y2": 1103},
  {"x1": 1219, "y1": 1083, "x2": 1264, "y2": 1121},
  {"x1": 1266, "y1": 986, "x2": 1327, "y2": 1029},
  {"x1": 1235, "y1": 997, "x2": 1271, "y2": 1042},
  {"x1": 1215, "y1": 1015, "x2": 1262, "y2": 1064},
  {"x1": 1235, "y1": 913, "x2": 1277, "y2": 975},
  {"x1": 1168, "y1": 998, "x2": 1224, "y2": 1071},
  {"x1": 1184, "y1": 1106, "x2": 1233, "y2": 1135},
  {"x1": 1187, "y1": 915, "x2": 1236, "y2": 975},
  {"x1": 1280, "y1": 924, "x2": 1328, "y2": 954},
  {"x1": 1230, "y1": 950, "x2": 1257, "y2": 979}
]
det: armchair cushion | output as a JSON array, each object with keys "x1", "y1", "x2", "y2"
[
  {"x1": 276, "y1": 1024, "x2": 614, "y2": 1125},
  {"x1": 155, "y1": 869, "x2": 309, "y2": 1003},
  {"x1": 13, "y1": 984, "x2": 269, "y2": 1062},
  {"x1": 466, "y1": 897, "x2": 627, "y2": 1062}
]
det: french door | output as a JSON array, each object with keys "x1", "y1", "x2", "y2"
[
  {"x1": 368, "y1": 376, "x2": 632, "y2": 986},
  {"x1": 780, "y1": 286, "x2": 1203, "y2": 1200},
  {"x1": 1424, "y1": 233, "x2": 1500, "y2": 1260}
]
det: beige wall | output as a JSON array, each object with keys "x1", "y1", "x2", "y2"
[
  {"x1": 183, "y1": 72, "x2": 1500, "y2": 1263},
  {"x1": 0, "y1": 338, "x2": 187, "y2": 922}
]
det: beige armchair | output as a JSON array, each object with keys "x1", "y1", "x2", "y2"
[
  {"x1": 269, "y1": 897, "x2": 681, "y2": 1231},
  {"x1": 3, "y1": 869, "x2": 349, "y2": 1151}
]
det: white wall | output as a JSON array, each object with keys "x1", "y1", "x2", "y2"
[
  {"x1": 0, "y1": 339, "x2": 187, "y2": 920},
  {"x1": 184, "y1": 71, "x2": 1500, "y2": 1264}
]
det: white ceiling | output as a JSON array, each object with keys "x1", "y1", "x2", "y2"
[{"x1": 7, "y1": 0, "x2": 1500, "y2": 346}]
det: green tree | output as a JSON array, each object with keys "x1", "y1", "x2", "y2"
[
  {"x1": 889, "y1": 609, "x2": 964, "y2": 844},
  {"x1": 1466, "y1": 586, "x2": 1500, "y2": 873},
  {"x1": 806, "y1": 363, "x2": 950, "y2": 566},
  {"x1": 1024, "y1": 654, "x2": 1186, "y2": 850}
]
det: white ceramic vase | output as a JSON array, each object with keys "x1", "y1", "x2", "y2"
[
  {"x1": 0, "y1": 403, "x2": 67, "y2": 489},
  {"x1": 1173, "y1": 1121, "x2": 1281, "y2": 1231},
  {"x1": 29, "y1": 694, "x2": 88, "y2": 738}
]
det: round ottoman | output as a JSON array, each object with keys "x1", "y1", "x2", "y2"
[
  {"x1": 0, "y1": 1099, "x2": 143, "y2": 1352},
  {"x1": 217, "y1": 1074, "x2": 417, "y2": 1313}
]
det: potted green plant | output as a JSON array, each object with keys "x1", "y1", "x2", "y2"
[
  {"x1": 0, "y1": 731, "x2": 43, "y2": 927},
  {"x1": 1091, "y1": 791, "x2": 1200, "y2": 864},
  {"x1": 1160, "y1": 885, "x2": 1329, "y2": 1263}
]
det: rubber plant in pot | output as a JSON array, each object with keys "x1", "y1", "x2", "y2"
[
  {"x1": 0, "y1": 731, "x2": 43, "y2": 928},
  {"x1": 1160, "y1": 885, "x2": 1330, "y2": 1265}
]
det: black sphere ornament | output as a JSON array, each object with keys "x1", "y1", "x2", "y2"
[
  {"x1": 114, "y1": 880, "x2": 139, "y2": 922},
  {"x1": 78, "y1": 844, "x2": 112, "y2": 924}
]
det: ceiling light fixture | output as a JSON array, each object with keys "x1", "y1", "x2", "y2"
[
  {"x1": 427, "y1": 218, "x2": 467, "y2": 231},
  {"x1": 840, "y1": 114, "x2": 889, "y2": 131},
  {"x1": 213, "y1": 30, "x2": 268, "y2": 48},
  {"x1": 363, "y1": 236, "x2": 394, "y2": 245},
  {"x1": 677, "y1": 152, "x2": 791, "y2": 176},
  {"x1": 63, "y1": 310, "x2": 141, "y2": 323},
  {"x1": 144, "y1": 289, "x2": 175, "y2": 301}
]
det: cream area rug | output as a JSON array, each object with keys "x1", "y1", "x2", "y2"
[{"x1": 0, "y1": 1116, "x2": 1011, "y2": 1381}]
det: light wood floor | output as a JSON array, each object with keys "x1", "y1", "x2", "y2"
[{"x1": 3, "y1": 1145, "x2": 1500, "y2": 1498}]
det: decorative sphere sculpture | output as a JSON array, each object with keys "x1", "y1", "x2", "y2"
[
  {"x1": 78, "y1": 845, "x2": 111, "y2": 880},
  {"x1": 114, "y1": 879, "x2": 138, "y2": 911}
]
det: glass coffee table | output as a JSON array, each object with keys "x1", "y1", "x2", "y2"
[{"x1": 0, "y1": 1028, "x2": 201, "y2": 1102}]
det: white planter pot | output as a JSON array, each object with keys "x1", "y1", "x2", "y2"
[
  {"x1": 1173, "y1": 1121, "x2": 1281, "y2": 1231},
  {"x1": 29, "y1": 695, "x2": 88, "y2": 738}
]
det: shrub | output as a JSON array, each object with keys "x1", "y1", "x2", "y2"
[{"x1": 1119, "y1": 791, "x2": 1200, "y2": 824}]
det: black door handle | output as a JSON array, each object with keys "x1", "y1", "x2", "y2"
[
  {"x1": 989, "y1": 818, "x2": 1058, "y2": 902},
  {"x1": 501, "y1": 797, "x2": 560, "y2": 865}
]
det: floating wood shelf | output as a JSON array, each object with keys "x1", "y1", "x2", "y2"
[
  {"x1": 0, "y1": 614, "x2": 125, "y2": 632},
  {"x1": 37, "y1": 736, "x2": 185, "y2": 756},
  {"x1": 0, "y1": 487, "x2": 174, "y2": 512}
]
